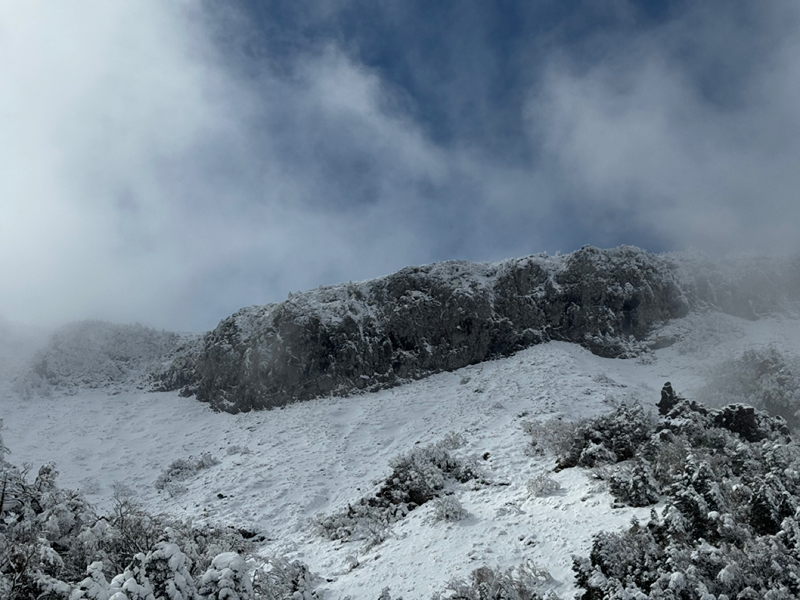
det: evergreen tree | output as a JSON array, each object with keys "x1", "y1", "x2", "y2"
[{"x1": 197, "y1": 553, "x2": 252, "y2": 600}]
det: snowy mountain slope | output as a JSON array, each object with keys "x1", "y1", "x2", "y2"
[
  {"x1": 5, "y1": 307, "x2": 800, "y2": 598},
  {"x1": 4, "y1": 249, "x2": 800, "y2": 598}
]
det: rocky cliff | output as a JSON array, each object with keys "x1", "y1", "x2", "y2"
[{"x1": 156, "y1": 246, "x2": 693, "y2": 412}]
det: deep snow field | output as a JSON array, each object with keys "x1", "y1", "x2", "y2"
[{"x1": 3, "y1": 309, "x2": 800, "y2": 598}]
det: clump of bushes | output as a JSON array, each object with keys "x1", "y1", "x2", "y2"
[
  {"x1": 431, "y1": 495, "x2": 468, "y2": 522},
  {"x1": 432, "y1": 562, "x2": 559, "y2": 600},
  {"x1": 0, "y1": 450, "x2": 316, "y2": 599},
  {"x1": 522, "y1": 418, "x2": 584, "y2": 459},
  {"x1": 527, "y1": 473, "x2": 561, "y2": 498},
  {"x1": 154, "y1": 453, "x2": 220, "y2": 494},
  {"x1": 567, "y1": 383, "x2": 800, "y2": 599},
  {"x1": 251, "y1": 556, "x2": 321, "y2": 600},
  {"x1": 555, "y1": 402, "x2": 653, "y2": 470},
  {"x1": 316, "y1": 440, "x2": 478, "y2": 545},
  {"x1": 607, "y1": 460, "x2": 659, "y2": 507}
]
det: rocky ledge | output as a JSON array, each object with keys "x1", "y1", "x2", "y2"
[{"x1": 155, "y1": 246, "x2": 695, "y2": 412}]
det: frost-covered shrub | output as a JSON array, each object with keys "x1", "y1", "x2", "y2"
[
  {"x1": 196, "y1": 553, "x2": 252, "y2": 600},
  {"x1": 107, "y1": 553, "x2": 154, "y2": 600},
  {"x1": 141, "y1": 543, "x2": 195, "y2": 600},
  {"x1": 556, "y1": 403, "x2": 653, "y2": 470},
  {"x1": 608, "y1": 460, "x2": 660, "y2": 507},
  {"x1": 440, "y1": 431, "x2": 467, "y2": 450},
  {"x1": 154, "y1": 454, "x2": 220, "y2": 491},
  {"x1": 432, "y1": 562, "x2": 558, "y2": 600},
  {"x1": 380, "y1": 443, "x2": 477, "y2": 507},
  {"x1": 522, "y1": 417, "x2": 583, "y2": 458},
  {"x1": 0, "y1": 443, "x2": 322, "y2": 600},
  {"x1": 317, "y1": 440, "x2": 478, "y2": 544},
  {"x1": 0, "y1": 461, "x2": 98, "y2": 597},
  {"x1": 70, "y1": 562, "x2": 111, "y2": 600},
  {"x1": 431, "y1": 495, "x2": 468, "y2": 522},
  {"x1": 0, "y1": 449, "x2": 259, "y2": 599},
  {"x1": 315, "y1": 502, "x2": 393, "y2": 548},
  {"x1": 572, "y1": 383, "x2": 800, "y2": 599},
  {"x1": 251, "y1": 557, "x2": 321, "y2": 600},
  {"x1": 92, "y1": 487, "x2": 254, "y2": 578},
  {"x1": 95, "y1": 487, "x2": 169, "y2": 575},
  {"x1": 527, "y1": 473, "x2": 561, "y2": 498}
]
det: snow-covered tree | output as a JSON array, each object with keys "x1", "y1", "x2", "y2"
[
  {"x1": 571, "y1": 385, "x2": 800, "y2": 599},
  {"x1": 108, "y1": 553, "x2": 155, "y2": 600},
  {"x1": 70, "y1": 562, "x2": 111, "y2": 600},
  {"x1": 143, "y1": 543, "x2": 196, "y2": 600},
  {"x1": 197, "y1": 553, "x2": 252, "y2": 600}
]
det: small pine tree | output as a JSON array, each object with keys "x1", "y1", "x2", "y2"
[
  {"x1": 108, "y1": 553, "x2": 155, "y2": 600},
  {"x1": 197, "y1": 553, "x2": 252, "y2": 600},
  {"x1": 70, "y1": 562, "x2": 110, "y2": 600},
  {"x1": 144, "y1": 543, "x2": 196, "y2": 600},
  {"x1": 609, "y1": 460, "x2": 659, "y2": 507}
]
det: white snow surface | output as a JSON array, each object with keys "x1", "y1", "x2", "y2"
[{"x1": 4, "y1": 311, "x2": 800, "y2": 598}]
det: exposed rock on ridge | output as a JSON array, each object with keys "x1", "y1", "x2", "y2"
[{"x1": 157, "y1": 246, "x2": 690, "y2": 412}]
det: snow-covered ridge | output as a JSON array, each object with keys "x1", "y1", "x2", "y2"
[
  {"x1": 159, "y1": 246, "x2": 692, "y2": 412},
  {"x1": 10, "y1": 247, "x2": 800, "y2": 411},
  {"x1": 157, "y1": 246, "x2": 800, "y2": 413}
]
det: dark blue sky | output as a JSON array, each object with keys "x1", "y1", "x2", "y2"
[{"x1": 3, "y1": 0, "x2": 799, "y2": 330}]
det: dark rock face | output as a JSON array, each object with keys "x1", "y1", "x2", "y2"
[
  {"x1": 657, "y1": 382, "x2": 679, "y2": 415},
  {"x1": 158, "y1": 246, "x2": 692, "y2": 412}
]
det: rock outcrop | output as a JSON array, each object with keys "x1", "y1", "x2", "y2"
[{"x1": 157, "y1": 246, "x2": 690, "y2": 412}]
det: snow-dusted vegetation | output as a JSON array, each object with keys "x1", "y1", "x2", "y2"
[
  {"x1": 315, "y1": 441, "x2": 479, "y2": 546},
  {"x1": 154, "y1": 453, "x2": 221, "y2": 497},
  {"x1": 569, "y1": 385, "x2": 800, "y2": 598},
  {"x1": 0, "y1": 453, "x2": 259, "y2": 599},
  {"x1": 699, "y1": 346, "x2": 800, "y2": 429}
]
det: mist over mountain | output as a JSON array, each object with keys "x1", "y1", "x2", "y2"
[
  {"x1": 10, "y1": 246, "x2": 800, "y2": 414},
  {"x1": 6, "y1": 1, "x2": 800, "y2": 597}
]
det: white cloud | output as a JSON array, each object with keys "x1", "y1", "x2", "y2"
[
  {"x1": 527, "y1": 2, "x2": 800, "y2": 255},
  {"x1": 6, "y1": 1, "x2": 797, "y2": 332},
  {"x1": 0, "y1": 2, "x2": 467, "y2": 330}
]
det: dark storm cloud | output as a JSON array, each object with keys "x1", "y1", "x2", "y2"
[{"x1": 2, "y1": 1, "x2": 798, "y2": 331}]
